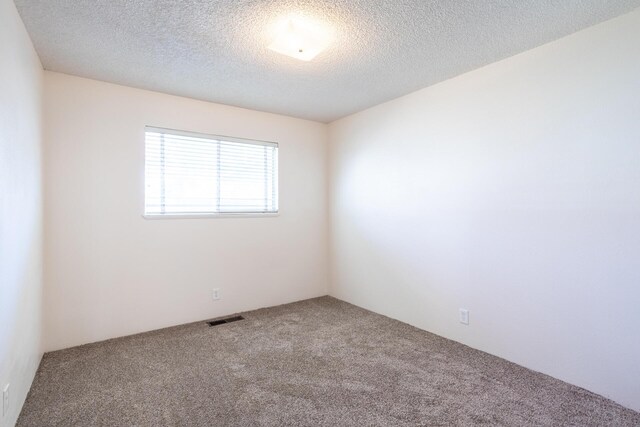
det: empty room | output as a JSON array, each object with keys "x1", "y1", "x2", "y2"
[{"x1": 2, "y1": 0, "x2": 639, "y2": 425}]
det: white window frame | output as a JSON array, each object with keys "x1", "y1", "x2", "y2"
[{"x1": 143, "y1": 126, "x2": 279, "y2": 219}]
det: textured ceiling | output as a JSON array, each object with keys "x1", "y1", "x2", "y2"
[{"x1": 14, "y1": 0, "x2": 640, "y2": 122}]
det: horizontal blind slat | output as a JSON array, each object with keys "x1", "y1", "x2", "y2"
[{"x1": 145, "y1": 128, "x2": 278, "y2": 215}]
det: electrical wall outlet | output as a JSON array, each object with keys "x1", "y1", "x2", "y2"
[
  {"x1": 459, "y1": 308, "x2": 469, "y2": 325},
  {"x1": 212, "y1": 288, "x2": 221, "y2": 301},
  {"x1": 2, "y1": 383, "x2": 9, "y2": 418}
]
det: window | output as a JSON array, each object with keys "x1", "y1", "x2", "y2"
[{"x1": 144, "y1": 127, "x2": 278, "y2": 216}]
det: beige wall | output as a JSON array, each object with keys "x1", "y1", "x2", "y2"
[
  {"x1": 0, "y1": 1, "x2": 43, "y2": 426},
  {"x1": 43, "y1": 72, "x2": 329, "y2": 352},
  {"x1": 328, "y1": 10, "x2": 640, "y2": 411},
  {"x1": 6, "y1": 3, "x2": 640, "y2": 420}
]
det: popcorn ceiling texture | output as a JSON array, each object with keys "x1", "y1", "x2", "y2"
[{"x1": 13, "y1": 0, "x2": 640, "y2": 122}]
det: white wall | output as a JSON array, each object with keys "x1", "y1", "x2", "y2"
[
  {"x1": 0, "y1": 1, "x2": 43, "y2": 426},
  {"x1": 43, "y1": 72, "x2": 328, "y2": 352},
  {"x1": 329, "y1": 9, "x2": 640, "y2": 412}
]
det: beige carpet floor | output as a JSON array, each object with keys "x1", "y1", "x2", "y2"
[{"x1": 18, "y1": 297, "x2": 640, "y2": 426}]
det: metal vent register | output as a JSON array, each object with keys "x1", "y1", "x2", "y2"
[{"x1": 207, "y1": 316, "x2": 244, "y2": 327}]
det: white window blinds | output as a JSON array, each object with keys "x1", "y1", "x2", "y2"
[{"x1": 145, "y1": 127, "x2": 278, "y2": 215}]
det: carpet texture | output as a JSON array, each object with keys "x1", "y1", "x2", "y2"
[{"x1": 18, "y1": 297, "x2": 640, "y2": 426}]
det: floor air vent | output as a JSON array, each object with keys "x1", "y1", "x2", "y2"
[{"x1": 207, "y1": 315, "x2": 244, "y2": 327}]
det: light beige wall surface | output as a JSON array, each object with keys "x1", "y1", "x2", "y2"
[
  {"x1": 329, "y1": 10, "x2": 640, "y2": 411},
  {"x1": 6, "y1": 4, "x2": 640, "y2": 421},
  {"x1": 43, "y1": 72, "x2": 329, "y2": 352},
  {"x1": 0, "y1": 1, "x2": 43, "y2": 426}
]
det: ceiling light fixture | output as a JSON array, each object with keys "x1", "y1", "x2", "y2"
[{"x1": 268, "y1": 18, "x2": 331, "y2": 61}]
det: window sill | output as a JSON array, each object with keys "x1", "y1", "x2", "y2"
[{"x1": 142, "y1": 212, "x2": 280, "y2": 220}]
